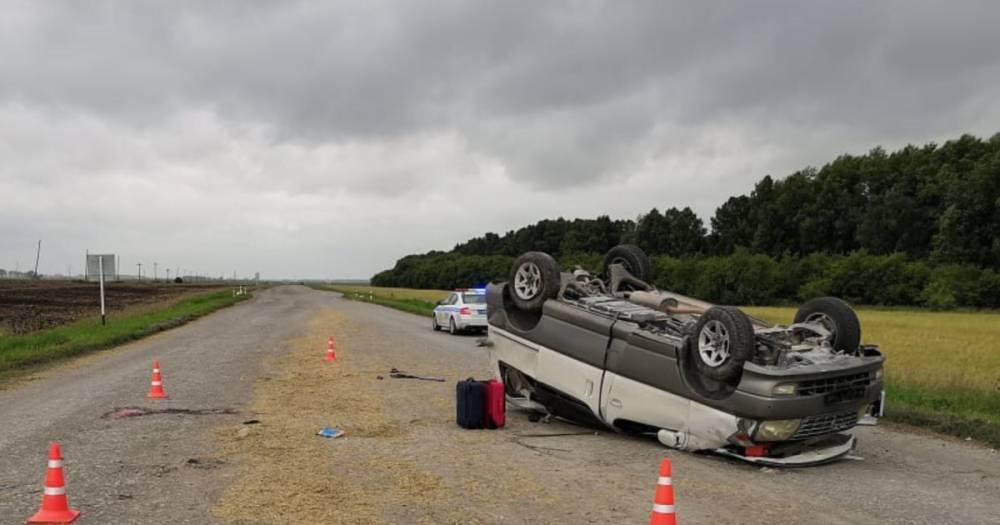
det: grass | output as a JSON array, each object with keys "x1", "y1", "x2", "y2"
[
  {"x1": 309, "y1": 284, "x2": 1000, "y2": 447},
  {"x1": 307, "y1": 284, "x2": 445, "y2": 317},
  {"x1": 0, "y1": 289, "x2": 251, "y2": 380}
]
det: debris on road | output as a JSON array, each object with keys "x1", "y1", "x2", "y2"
[
  {"x1": 388, "y1": 367, "x2": 445, "y2": 382},
  {"x1": 186, "y1": 458, "x2": 226, "y2": 470},
  {"x1": 516, "y1": 431, "x2": 598, "y2": 438},
  {"x1": 511, "y1": 437, "x2": 571, "y2": 454},
  {"x1": 101, "y1": 407, "x2": 237, "y2": 420},
  {"x1": 316, "y1": 427, "x2": 345, "y2": 439}
]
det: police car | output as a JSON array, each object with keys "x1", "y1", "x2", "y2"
[{"x1": 432, "y1": 289, "x2": 488, "y2": 334}]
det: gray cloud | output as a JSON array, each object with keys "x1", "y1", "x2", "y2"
[{"x1": 1, "y1": 1, "x2": 998, "y2": 278}]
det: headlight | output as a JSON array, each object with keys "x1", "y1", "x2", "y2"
[
  {"x1": 772, "y1": 383, "x2": 798, "y2": 396},
  {"x1": 874, "y1": 368, "x2": 884, "y2": 381},
  {"x1": 754, "y1": 419, "x2": 801, "y2": 441}
]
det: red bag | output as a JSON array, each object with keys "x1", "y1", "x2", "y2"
[{"x1": 483, "y1": 379, "x2": 506, "y2": 429}]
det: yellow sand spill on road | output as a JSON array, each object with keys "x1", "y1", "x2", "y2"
[
  {"x1": 212, "y1": 309, "x2": 424, "y2": 523},
  {"x1": 212, "y1": 307, "x2": 558, "y2": 524}
]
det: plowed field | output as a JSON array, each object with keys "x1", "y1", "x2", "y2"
[{"x1": 0, "y1": 280, "x2": 224, "y2": 335}]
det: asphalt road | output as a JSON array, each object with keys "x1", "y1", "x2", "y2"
[{"x1": 1, "y1": 285, "x2": 998, "y2": 524}]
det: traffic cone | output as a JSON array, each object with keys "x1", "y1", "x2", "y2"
[
  {"x1": 147, "y1": 360, "x2": 168, "y2": 399},
  {"x1": 649, "y1": 458, "x2": 677, "y2": 525},
  {"x1": 27, "y1": 442, "x2": 80, "y2": 524},
  {"x1": 325, "y1": 337, "x2": 337, "y2": 362}
]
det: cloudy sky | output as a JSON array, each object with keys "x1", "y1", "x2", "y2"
[{"x1": 1, "y1": 1, "x2": 998, "y2": 279}]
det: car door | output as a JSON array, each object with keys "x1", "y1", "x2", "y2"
[
  {"x1": 602, "y1": 326, "x2": 690, "y2": 432},
  {"x1": 527, "y1": 301, "x2": 614, "y2": 419},
  {"x1": 439, "y1": 293, "x2": 457, "y2": 325}
]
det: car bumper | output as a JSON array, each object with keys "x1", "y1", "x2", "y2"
[
  {"x1": 456, "y1": 316, "x2": 488, "y2": 329},
  {"x1": 712, "y1": 434, "x2": 857, "y2": 467}
]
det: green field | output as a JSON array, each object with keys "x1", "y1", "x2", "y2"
[
  {"x1": 315, "y1": 284, "x2": 1000, "y2": 446},
  {"x1": 0, "y1": 289, "x2": 251, "y2": 381}
]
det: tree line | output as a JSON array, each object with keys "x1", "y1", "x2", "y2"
[{"x1": 373, "y1": 133, "x2": 1000, "y2": 308}]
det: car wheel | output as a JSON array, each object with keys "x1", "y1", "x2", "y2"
[
  {"x1": 692, "y1": 306, "x2": 754, "y2": 383},
  {"x1": 603, "y1": 244, "x2": 652, "y2": 282},
  {"x1": 432, "y1": 315, "x2": 440, "y2": 331},
  {"x1": 793, "y1": 297, "x2": 861, "y2": 352},
  {"x1": 509, "y1": 251, "x2": 561, "y2": 312},
  {"x1": 449, "y1": 317, "x2": 458, "y2": 335}
]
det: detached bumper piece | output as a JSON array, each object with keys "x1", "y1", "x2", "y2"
[{"x1": 716, "y1": 434, "x2": 856, "y2": 467}]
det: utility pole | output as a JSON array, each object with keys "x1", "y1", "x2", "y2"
[
  {"x1": 154, "y1": 262, "x2": 158, "y2": 281},
  {"x1": 137, "y1": 263, "x2": 143, "y2": 281},
  {"x1": 166, "y1": 268, "x2": 171, "y2": 281},
  {"x1": 33, "y1": 240, "x2": 41, "y2": 278}
]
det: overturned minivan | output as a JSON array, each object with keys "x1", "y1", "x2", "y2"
[{"x1": 485, "y1": 245, "x2": 885, "y2": 466}]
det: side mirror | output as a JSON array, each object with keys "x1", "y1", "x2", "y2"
[{"x1": 436, "y1": 300, "x2": 445, "y2": 306}]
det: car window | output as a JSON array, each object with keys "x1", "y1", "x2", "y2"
[
  {"x1": 448, "y1": 294, "x2": 458, "y2": 305},
  {"x1": 462, "y1": 293, "x2": 486, "y2": 304}
]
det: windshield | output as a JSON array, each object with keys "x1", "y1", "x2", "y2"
[{"x1": 463, "y1": 293, "x2": 486, "y2": 304}]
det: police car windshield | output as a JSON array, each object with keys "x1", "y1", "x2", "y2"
[{"x1": 462, "y1": 294, "x2": 486, "y2": 304}]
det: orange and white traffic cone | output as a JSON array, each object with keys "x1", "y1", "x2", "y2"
[
  {"x1": 649, "y1": 458, "x2": 677, "y2": 525},
  {"x1": 147, "y1": 360, "x2": 168, "y2": 399},
  {"x1": 27, "y1": 442, "x2": 80, "y2": 524},
  {"x1": 325, "y1": 337, "x2": 337, "y2": 362}
]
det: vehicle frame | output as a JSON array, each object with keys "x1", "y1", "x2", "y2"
[{"x1": 485, "y1": 248, "x2": 885, "y2": 466}]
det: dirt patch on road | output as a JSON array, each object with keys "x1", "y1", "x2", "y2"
[{"x1": 212, "y1": 308, "x2": 556, "y2": 524}]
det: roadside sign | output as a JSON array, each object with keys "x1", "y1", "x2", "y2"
[{"x1": 86, "y1": 254, "x2": 116, "y2": 281}]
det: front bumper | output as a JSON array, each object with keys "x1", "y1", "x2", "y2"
[
  {"x1": 722, "y1": 350, "x2": 885, "y2": 421},
  {"x1": 713, "y1": 434, "x2": 857, "y2": 467}
]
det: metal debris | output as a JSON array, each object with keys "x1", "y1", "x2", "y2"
[{"x1": 388, "y1": 367, "x2": 445, "y2": 382}]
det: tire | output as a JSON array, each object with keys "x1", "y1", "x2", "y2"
[
  {"x1": 508, "y1": 251, "x2": 561, "y2": 312},
  {"x1": 794, "y1": 297, "x2": 861, "y2": 352},
  {"x1": 603, "y1": 244, "x2": 652, "y2": 282},
  {"x1": 449, "y1": 317, "x2": 458, "y2": 335},
  {"x1": 432, "y1": 315, "x2": 441, "y2": 331},
  {"x1": 692, "y1": 306, "x2": 754, "y2": 383}
]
